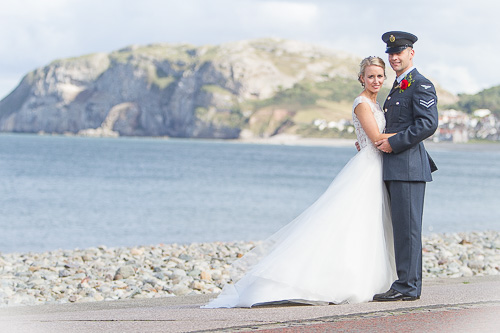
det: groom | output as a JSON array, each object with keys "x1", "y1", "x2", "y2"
[{"x1": 373, "y1": 31, "x2": 438, "y2": 301}]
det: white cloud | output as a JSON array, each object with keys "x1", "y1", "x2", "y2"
[
  {"x1": 257, "y1": 1, "x2": 319, "y2": 26},
  {"x1": 424, "y1": 64, "x2": 482, "y2": 95}
]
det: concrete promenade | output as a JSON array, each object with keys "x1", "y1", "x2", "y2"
[{"x1": 1, "y1": 276, "x2": 499, "y2": 332}]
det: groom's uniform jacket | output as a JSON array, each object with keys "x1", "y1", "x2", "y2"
[
  {"x1": 383, "y1": 68, "x2": 439, "y2": 181},
  {"x1": 383, "y1": 67, "x2": 439, "y2": 297}
]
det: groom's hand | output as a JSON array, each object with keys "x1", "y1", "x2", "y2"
[{"x1": 375, "y1": 138, "x2": 393, "y2": 153}]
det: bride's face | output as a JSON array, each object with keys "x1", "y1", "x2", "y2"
[{"x1": 362, "y1": 65, "x2": 385, "y2": 94}]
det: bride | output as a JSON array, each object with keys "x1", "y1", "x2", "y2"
[{"x1": 203, "y1": 56, "x2": 397, "y2": 308}]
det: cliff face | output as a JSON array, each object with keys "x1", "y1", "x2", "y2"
[{"x1": 0, "y1": 39, "x2": 362, "y2": 138}]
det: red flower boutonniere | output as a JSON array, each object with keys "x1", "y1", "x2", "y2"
[{"x1": 399, "y1": 73, "x2": 415, "y2": 93}]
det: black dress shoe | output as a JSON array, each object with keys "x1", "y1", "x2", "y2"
[{"x1": 373, "y1": 288, "x2": 420, "y2": 302}]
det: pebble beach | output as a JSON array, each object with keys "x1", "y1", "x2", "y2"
[{"x1": 1, "y1": 231, "x2": 499, "y2": 307}]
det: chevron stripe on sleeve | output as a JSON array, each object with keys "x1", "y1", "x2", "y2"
[{"x1": 419, "y1": 98, "x2": 435, "y2": 108}]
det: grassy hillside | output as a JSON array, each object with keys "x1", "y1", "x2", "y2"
[
  {"x1": 244, "y1": 77, "x2": 391, "y2": 138},
  {"x1": 449, "y1": 85, "x2": 500, "y2": 115}
]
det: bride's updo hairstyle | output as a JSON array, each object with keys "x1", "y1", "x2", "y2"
[{"x1": 358, "y1": 56, "x2": 386, "y2": 87}]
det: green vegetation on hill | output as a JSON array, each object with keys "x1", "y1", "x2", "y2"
[
  {"x1": 254, "y1": 82, "x2": 318, "y2": 109},
  {"x1": 243, "y1": 78, "x2": 391, "y2": 138},
  {"x1": 450, "y1": 86, "x2": 500, "y2": 115},
  {"x1": 254, "y1": 77, "x2": 390, "y2": 110}
]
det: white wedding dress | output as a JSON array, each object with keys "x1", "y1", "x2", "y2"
[{"x1": 203, "y1": 96, "x2": 396, "y2": 308}]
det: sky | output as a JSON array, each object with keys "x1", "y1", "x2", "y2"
[{"x1": 0, "y1": 0, "x2": 498, "y2": 100}]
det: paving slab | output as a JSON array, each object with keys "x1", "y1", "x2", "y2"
[{"x1": 1, "y1": 276, "x2": 499, "y2": 332}]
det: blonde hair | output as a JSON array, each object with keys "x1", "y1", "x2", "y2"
[{"x1": 358, "y1": 56, "x2": 386, "y2": 86}]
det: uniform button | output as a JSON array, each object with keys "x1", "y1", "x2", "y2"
[
  {"x1": 384, "y1": 108, "x2": 388, "y2": 112},
  {"x1": 396, "y1": 102, "x2": 400, "y2": 105},
  {"x1": 387, "y1": 96, "x2": 391, "y2": 100}
]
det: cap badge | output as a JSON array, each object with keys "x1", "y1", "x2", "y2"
[{"x1": 389, "y1": 35, "x2": 395, "y2": 43}]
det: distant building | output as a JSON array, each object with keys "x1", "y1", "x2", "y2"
[
  {"x1": 432, "y1": 108, "x2": 499, "y2": 142},
  {"x1": 473, "y1": 109, "x2": 491, "y2": 118},
  {"x1": 313, "y1": 108, "x2": 499, "y2": 142},
  {"x1": 434, "y1": 109, "x2": 469, "y2": 143},
  {"x1": 472, "y1": 109, "x2": 498, "y2": 140}
]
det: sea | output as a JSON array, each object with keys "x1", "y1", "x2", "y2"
[{"x1": 1, "y1": 133, "x2": 499, "y2": 254}]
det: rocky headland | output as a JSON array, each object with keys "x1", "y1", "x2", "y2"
[
  {"x1": 1, "y1": 231, "x2": 498, "y2": 307},
  {"x1": 0, "y1": 39, "x2": 457, "y2": 140}
]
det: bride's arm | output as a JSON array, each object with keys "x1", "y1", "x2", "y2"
[{"x1": 354, "y1": 103, "x2": 395, "y2": 143}]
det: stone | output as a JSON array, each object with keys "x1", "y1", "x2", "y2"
[
  {"x1": 171, "y1": 285, "x2": 191, "y2": 296},
  {"x1": 114, "y1": 266, "x2": 135, "y2": 279},
  {"x1": 188, "y1": 269, "x2": 201, "y2": 277},
  {"x1": 130, "y1": 248, "x2": 144, "y2": 256},
  {"x1": 68, "y1": 295, "x2": 79, "y2": 302},
  {"x1": 1, "y1": 287, "x2": 14, "y2": 297},
  {"x1": 460, "y1": 266, "x2": 474, "y2": 277},
  {"x1": 179, "y1": 254, "x2": 192, "y2": 261},
  {"x1": 81, "y1": 255, "x2": 92, "y2": 262},
  {"x1": 468, "y1": 260, "x2": 484, "y2": 270},
  {"x1": 210, "y1": 270, "x2": 222, "y2": 280},
  {"x1": 72, "y1": 273, "x2": 87, "y2": 280},
  {"x1": 171, "y1": 268, "x2": 187, "y2": 278},
  {"x1": 200, "y1": 271, "x2": 212, "y2": 281},
  {"x1": 59, "y1": 269, "x2": 71, "y2": 278},
  {"x1": 437, "y1": 258, "x2": 448, "y2": 265},
  {"x1": 190, "y1": 281, "x2": 205, "y2": 291}
]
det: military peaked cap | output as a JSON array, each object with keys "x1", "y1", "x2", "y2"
[{"x1": 382, "y1": 31, "x2": 418, "y2": 54}]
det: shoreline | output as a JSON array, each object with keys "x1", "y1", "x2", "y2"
[
  {"x1": 1, "y1": 230, "x2": 498, "y2": 308},
  {"x1": 233, "y1": 134, "x2": 500, "y2": 151},
  {"x1": 234, "y1": 134, "x2": 357, "y2": 147},
  {"x1": 4, "y1": 132, "x2": 500, "y2": 151}
]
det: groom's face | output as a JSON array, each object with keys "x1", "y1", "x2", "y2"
[{"x1": 388, "y1": 48, "x2": 414, "y2": 76}]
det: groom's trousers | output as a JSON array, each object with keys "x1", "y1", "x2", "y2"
[{"x1": 385, "y1": 180, "x2": 426, "y2": 297}]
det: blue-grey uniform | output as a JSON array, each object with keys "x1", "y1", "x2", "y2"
[{"x1": 382, "y1": 31, "x2": 439, "y2": 298}]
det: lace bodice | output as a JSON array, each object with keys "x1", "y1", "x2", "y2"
[{"x1": 352, "y1": 96, "x2": 386, "y2": 151}]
